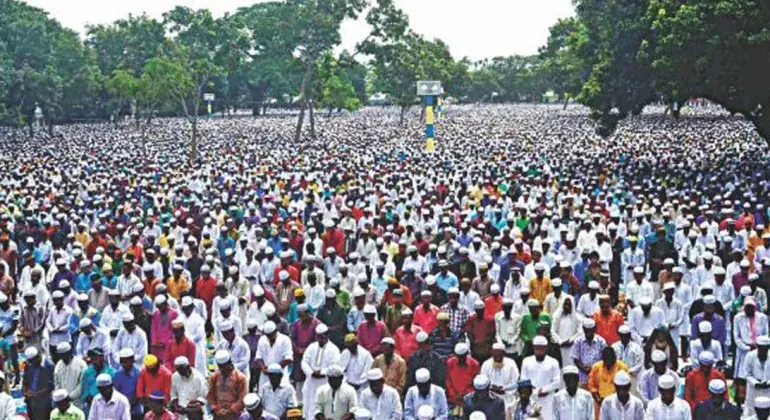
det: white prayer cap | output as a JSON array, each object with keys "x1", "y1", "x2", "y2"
[
  {"x1": 454, "y1": 342, "x2": 469, "y2": 355},
  {"x1": 663, "y1": 282, "x2": 675, "y2": 291},
  {"x1": 24, "y1": 346, "x2": 38, "y2": 359},
  {"x1": 618, "y1": 325, "x2": 631, "y2": 334},
  {"x1": 533, "y1": 336, "x2": 548, "y2": 347},
  {"x1": 415, "y1": 368, "x2": 431, "y2": 384},
  {"x1": 79, "y1": 318, "x2": 93, "y2": 329},
  {"x1": 708, "y1": 379, "x2": 726, "y2": 394},
  {"x1": 416, "y1": 331, "x2": 429, "y2": 343},
  {"x1": 56, "y1": 342, "x2": 71, "y2": 354},
  {"x1": 417, "y1": 405, "x2": 435, "y2": 420},
  {"x1": 118, "y1": 348, "x2": 135, "y2": 359},
  {"x1": 122, "y1": 312, "x2": 135, "y2": 322},
  {"x1": 132, "y1": 283, "x2": 144, "y2": 293},
  {"x1": 181, "y1": 296, "x2": 193, "y2": 307},
  {"x1": 699, "y1": 321, "x2": 712, "y2": 333},
  {"x1": 469, "y1": 412, "x2": 487, "y2": 420},
  {"x1": 551, "y1": 278, "x2": 562, "y2": 288},
  {"x1": 758, "y1": 335, "x2": 770, "y2": 347},
  {"x1": 425, "y1": 275, "x2": 436, "y2": 286},
  {"x1": 562, "y1": 365, "x2": 580, "y2": 376},
  {"x1": 267, "y1": 363, "x2": 282, "y2": 374},
  {"x1": 154, "y1": 294, "x2": 167, "y2": 305},
  {"x1": 381, "y1": 337, "x2": 395, "y2": 346},
  {"x1": 326, "y1": 365, "x2": 343, "y2": 378},
  {"x1": 448, "y1": 287, "x2": 460, "y2": 295},
  {"x1": 263, "y1": 302, "x2": 276, "y2": 316},
  {"x1": 52, "y1": 290, "x2": 64, "y2": 299},
  {"x1": 663, "y1": 258, "x2": 675, "y2": 265},
  {"x1": 96, "y1": 373, "x2": 113, "y2": 387},
  {"x1": 367, "y1": 368, "x2": 384, "y2": 381},
  {"x1": 279, "y1": 270, "x2": 289, "y2": 281},
  {"x1": 214, "y1": 350, "x2": 231, "y2": 365},
  {"x1": 741, "y1": 259, "x2": 751, "y2": 268},
  {"x1": 52, "y1": 389, "x2": 69, "y2": 402},
  {"x1": 108, "y1": 288, "x2": 121, "y2": 297},
  {"x1": 253, "y1": 285, "x2": 265, "y2": 297},
  {"x1": 755, "y1": 396, "x2": 770, "y2": 409},
  {"x1": 316, "y1": 323, "x2": 329, "y2": 334},
  {"x1": 363, "y1": 304, "x2": 376, "y2": 314},
  {"x1": 325, "y1": 289, "x2": 336, "y2": 299},
  {"x1": 473, "y1": 300, "x2": 485, "y2": 310},
  {"x1": 658, "y1": 374, "x2": 676, "y2": 390},
  {"x1": 246, "y1": 318, "x2": 259, "y2": 329},
  {"x1": 243, "y1": 393, "x2": 260, "y2": 410},
  {"x1": 639, "y1": 296, "x2": 652, "y2": 306},
  {"x1": 741, "y1": 286, "x2": 753, "y2": 297},
  {"x1": 582, "y1": 318, "x2": 596, "y2": 329},
  {"x1": 633, "y1": 266, "x2": 644, "y2": 274},
  {"x1": 703, "y1": 295, "x2": 717, "y2": 304},
  {"x1": 699, "y1": 351, "x2": 715, "y2": 365},
  {"x1": 588, "y1": 281, "x2": 600, "y2": 290},
  {"x1": 490, "y1": 283, "x2": 501, "y2": 294},
  {"x1": 492, "y1": 342, "x2": 505, "y2": 351},
  {"x1": 219, "y1": 300, "x2": 231, "y2": 310},
  {"x1": 76, "y1": 293, "x2": 88, "y2": 302},
  {"x1": 174, "y1": 356, "x2": 190, "y2": 367},
  {"x1": 354, "y1": 408, "x2": 372, "y2": 419},
  {"x1": 651, "y1": 350, "x2": 667, "y2": 363},
  {"x1": 220, "y1": 320, "x2": 234, "y2": 332},
  {"x1": 614, "y1": 371, "x2": 631, "y2": 386},
  {"x1": 526, "y1": 299, "x2": 540, "y2": 307},
  {"x1": 473, "y1": 374, "x2": 490, "y2": 390},
  {"x1": 262, "y1": 321, "x2": 277, "y2": 334},
  {"x1": 713, "y1": 266, "x2": 726, "y2": 275}
]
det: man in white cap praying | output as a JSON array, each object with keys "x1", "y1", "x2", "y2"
[
  {"x1": 693, "y1": 378, "x2": 740, "y2": 418},
  {"x1": 743, "y1": 335, "x2": 770, "y2": 416},
  {"x1": 462, "y1": 374, "x2": 505, "y2": 419},
  {"x1": 627, "y1": 296, "x2": 665, "y2": 343},
  {"x1": 259, "y1": 363, "x2": 297, "y2": 418},
  {"x1": 403, "y1": 368, "x2": 448, "y2": 420},
  {"x1": 23, "y1": 345, "x2": 55, "y2": 418},
  {"x1": 169, "y1": 355, "x2": 208, "y2": 419},
  {"x1": 53, "y1": 341, "x2": 87, "y2": 410},
  {"x1": 0, "y1": 371, "x2": 15, "y2": 419},
  {"x1": 207, "y1": 350, "x2": 248, "y2": 418},
  {"x1": 51, "y1": 388, "x2": 86, "y2": 419},
  {"x1": 644, "y1": 374, "x2": 690, "y2": 418},
  {"x1": 88, "y1": 373, "x2": 131, "y2": 419},
  {"x1": 690, "y1": 320, "x2": 723, "y2": 366},
  {"x1": 552, "y1": 366, "x2": 592, "y2": 420},
  {"x1": 255, "y1": 321, "x2": 293, "y2": 390},
  {"x1": 178, "y1": 295, "x2": 208, "y2": 377},
  {"x1": 111, "y1": 311, "x2": 148, "y2": 370},
  {"x1": 300, "y1": 323, "x2": 340, "y2": 419},
  {"x1": 520, "y1": 335, "x2": 560, "y2": 416},
  {"x1": 480, "y1": 341, "x2": 518, "y2": 410},
  {"x1": 313, "y1": 364, "x2": 358, "y2": 420},
  {"x1": 215, "y1": 319, "x2": 251, "y2": 382},
  {"x1": 637, "y1": 349, "x2": 679, "y2": 407},
  {"x1": 46, "y1": 289, "x2": 73, "y2": 363},
  {"x1": 598, "y1": 371, "x2": 644, "y2": 419},
  {"x1": 240, "y1": 392, "x2": 278, "y2": 420},
  {"x1": 358, "y1": 368, "x2": 402, "y2": 420}
]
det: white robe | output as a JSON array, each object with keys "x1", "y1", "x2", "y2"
[
  {"x1": 520, "y1": 355, "x2": 561, "y2": 416},
  {"x1": 734, "y1": 312, "x2": 769, "y2": 379},
  {"x1": 741, "y1": 349, "x2": 770, "y2": 417},
  {"x1": 481, "y1": 357, "x2": 519, "y2": 408},
  {"x1": 301, "y1": 342, "x2": 341, "y2": 420},
  {"x1": 179, "y1": 311, "x2": 208, "y2": 377}
]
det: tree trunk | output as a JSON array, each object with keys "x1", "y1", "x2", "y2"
[
  {"x1": 27, "y1": 123, "x2": 34, "y2": 138},
  {"x1": 47, "y1": 119, "x2": 53, "y2": 136},
  {"x1": 563, "y1": 97, "x2": 570, "y2": 110},
  {"x1": 189, "y1": 118, "x2": 198, "y2": 165},
  {"x1": 400, "y1": 106, "x2": 408, "y2": 126},
  {"x1": 308, "y1": 100, "x2": 316, "y2": 140},
  {"x1": 327, "y1": 107, "x2": 333, "y2": 117},
  {"x1": 294, "y1": 100, "x2": 306, "y2": 142}
]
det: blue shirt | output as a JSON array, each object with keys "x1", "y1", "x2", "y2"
[
  {"x1": 81, "y1": 365, "x2": 116, "y2": 402},
  {"x1": 573, "y1": 259, "x2": 590, "y2": 284},
  {"x1": 113, "y1": 366, "x2": 142, "y2": 415},
  {"x1": 101, "y1": 275, "x2": 118, "y2": 289},
  {"x1": 74, "y1": 272, "x2": 93, "y2": 293},
  {"x1": 435, "y1": 272, "x2": 459, "y2": 292}
]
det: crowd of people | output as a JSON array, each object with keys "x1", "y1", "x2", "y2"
[{"x1": 0, "y1": 103, "x2": 768, "y2": 420}]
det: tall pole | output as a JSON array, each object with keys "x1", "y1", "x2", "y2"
[{"x1": 425, "y1": 95, "x2": 436, "y2": 152}]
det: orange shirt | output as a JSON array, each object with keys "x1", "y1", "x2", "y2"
[
  {"x1": 529, "y1": 277, "x2": 552, "y2": 305},
  {"x1": 593, "y1": 310, "x2": 625, "y2": 345},
  {"x1": 394, "y1": 325, "x2": 424, "y2": 361},
  {"x1": 413, "y1": 304, "x2": 440, "y2": 333},
  {"x1": 484, "y1": 295, "x2": 503, "y2": 321}
]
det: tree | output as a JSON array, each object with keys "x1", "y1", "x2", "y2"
[
  {"x1": 314, "y1": 52, "x2": 361, "y2": 115},
  {"x1": 106, "y1": 70, "x2": 138, "y2": 126},
  {"x1": 538, "y1": 17, "x2": 590, "y2": 107},
  {"x1": 86, "y1": 14, "x2": 166, "y2": 77},
  {"x1": 163, "y1": 7, "x2": 223, "y2": 163}
]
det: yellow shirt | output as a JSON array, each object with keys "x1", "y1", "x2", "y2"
[
  {"x1": 529, "y1": 277, "x2": 552, "y2": 305},
  {"x1": 75, "y1": 232, "x2": 91, "y2": 248},
  {"x1": 166, "y1": 276, "x2": 190, "y2": 300},
  {"x1": 588, "y1": 360, "x2": 629, "y2": 398}
]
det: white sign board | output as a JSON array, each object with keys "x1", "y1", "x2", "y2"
[
  {"x1": 203, "y1": 93, "x2": 215, "y2": 101},
  {"x1": 416, "y1": 81, "x2": 443, "y2": 96}
]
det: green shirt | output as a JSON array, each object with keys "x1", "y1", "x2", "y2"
[
  {"x1": 519, "y1": 313, "x2": 552, "y2": 344},
  {"x1": 51, "y1": 405, "x2": 86, "y2": 420}
]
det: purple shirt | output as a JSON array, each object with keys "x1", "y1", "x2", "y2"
[
  {"x1": 691, "y1": 313, "x2": 727, "y2": 344},
  {"x1": 290, "y1": 318, "x2": 319, "y2": 353},
  {"x1": 732, "y1": 272, "x2": 749, "y2": 296}
]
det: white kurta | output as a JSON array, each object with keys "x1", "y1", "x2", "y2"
[
  {"x1": 628, "y1": 306, "x2": 666, "y2": 343},
  {"x1": 655, "y1": 297, "x2": 684, "y2": 351},
  {"x1": 551, "y1": 311, "x2": 582, "y2": 367},
  {"x1": 741, "y1": 349, "x2": 770, "y2": 417},
  {"x1": 178, "y1": 311, "x2": 208, "y2": 377},
  {"x1": 481, "y1": 357, "x2": 519, "y2": 408},
  {"x1": 301, "y1": 341, "x2": 341, "y2": 420},
  {"x1": 643, "y1": 397, "x2": 691, "y2": 420},
  {"x1": 256, "y1": 333, "x2": 294, "y2": 389},
  {"x1": 552, "y1": 388, "x2": 593, "y2": 420},
  {"x1": 734, "y1": 312, "x2": 769, "y2": 379},
  {"x1": 520, "y1": 355, "x2": 561, "y2": 416}
]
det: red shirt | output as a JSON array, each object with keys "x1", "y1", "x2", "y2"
[
  {"x1": 685, "y1": 368, "x2": 727, "y2": 410},
  {"x1": 446, "y1": 356, "x2": 480, "y2": 405},
  {"x1": 322, "y1": 228, "x2": 345, "y2": 257},
  {"x1": 593, "y1": 310, "x2": 625, "y2": 345},
  {"x1": 164, "y1": 336, "x2": 197, "y2": 372},
  {"x1": 273, "y1": 265, "x2": 300, "y2": 287},
  {"x1": 381, "y1": 286, "x2": 413, "y2": 307},
  {"x1": 484, "y1": 295, "x2": 503, "y2": 321},
  {"x1": 413, "y1": 304, "x2": 440, "y2": 333},
  {"x1": 195, "y1": 277, "x2": 217, "y2": 317},
  {"x1": 137, "y1": 365, "x2": 173, "y2": 402},
  {"x1": 394, "y1": 324, "x2": 424, "y2": 360},
  {"x1": 357, "y1": 321, "x2": 389, "y2": 356}
]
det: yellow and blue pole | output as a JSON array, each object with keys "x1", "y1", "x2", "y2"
[{"x1": 425, "y1": 95, "x2": 436, "y2": 152}]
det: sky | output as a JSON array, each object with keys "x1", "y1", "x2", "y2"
[{"x1": 24, "y1": 0, "x2": 575, "y2": 61}]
